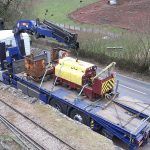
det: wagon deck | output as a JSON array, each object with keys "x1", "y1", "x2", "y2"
[{"x1": 15, "y1": 72, "x2": 148, "y2": 135}]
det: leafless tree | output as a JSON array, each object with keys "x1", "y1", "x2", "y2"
[{"x1": 0, "y1": 0, "x2": 33, "y2": 28}]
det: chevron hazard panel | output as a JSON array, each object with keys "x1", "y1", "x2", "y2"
[{"x1": 102, "y1": 78, "x2": 115, "y2": 94}]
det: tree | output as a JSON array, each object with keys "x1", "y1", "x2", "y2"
[{"x1": 0, "y1": 0, "x2": 33, "y2": 28}]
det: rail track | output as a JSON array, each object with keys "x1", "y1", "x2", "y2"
[
  {"x1": 0, "y1": 99, "x2": 76, "y2": 150},
  {"x1": 0, "y1": 115, "x2": 45, "y2": 150}
]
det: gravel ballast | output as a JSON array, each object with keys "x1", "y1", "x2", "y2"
[{"x1": 0, "y1": 82, "x2": 115, "y2": 150}]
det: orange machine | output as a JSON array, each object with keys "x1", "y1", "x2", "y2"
[
  {"x1": 25, "y1": 54, "x2": 46, "y2": 81},
  {"x1": 24, "y1": 48, "x2": 70, "y2": 81}
]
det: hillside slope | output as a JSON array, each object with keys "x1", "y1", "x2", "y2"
[{"x1": 70, "y1": 0, "x2": 150, "y2": 31}]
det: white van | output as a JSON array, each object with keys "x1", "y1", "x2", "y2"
[{"x1": 0, "y1": 30, "x2": 31, "y2": 55}]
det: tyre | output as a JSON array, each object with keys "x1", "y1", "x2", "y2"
[
  {"x1": 70, "y1": 109, "x2": 87, "y2": 125},
  {"x1": 49, "y1": 99, "x2": 64, "y2": 113}
]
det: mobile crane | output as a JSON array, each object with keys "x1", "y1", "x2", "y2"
[
  {"x1": 0, "y1": 18, "x2": 79, "y2": 70},
  {"x1": 0, "y1": 19, "x2": 150, "y2": 149}
]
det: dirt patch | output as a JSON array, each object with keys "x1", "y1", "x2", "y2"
[{"x1": 70, "y1": 0, "x2": 150, "y2": 31}]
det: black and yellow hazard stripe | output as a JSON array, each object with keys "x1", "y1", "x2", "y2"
[{"x1": 102, "y1": 78, "x2": 115, "y2": 94}]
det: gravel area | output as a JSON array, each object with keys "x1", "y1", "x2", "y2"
[
  {"x1": 0, "y1": 101, "x2": 70, "y2": 150},
  {"x1": 0, "y1": 122, "x2": 25, "y2": 150},
  {"x1": 0, "y1": 82, "x2": 115, "y2": 150}
]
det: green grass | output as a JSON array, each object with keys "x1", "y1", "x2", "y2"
[
  {"x1": 33, "y1": 0, "x2": 149, "y2": 74},
  {"x1": 33, "y1": 0, "x2": 125, "y2": 32},
  {"x1": 34, "y1": 0, "x2": 123, "y2": 31},
  {"x1": 35, "y1": 0, "x2": 97, "y2": 25},
  {"x1": 78, "y1": 31, "x2": 150, "y2": 73}
]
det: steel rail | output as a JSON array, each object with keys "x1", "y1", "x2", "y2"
[
  {"x1": 0, "y1": 115, "x2": 44, "y2": 150},
  {"x1": 0, "y1": 99, "x2": 76, "y2": 150}
]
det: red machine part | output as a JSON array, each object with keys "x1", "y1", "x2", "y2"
[
  {"x1": 92, "y1": 74, "x2": 115, "y2": 95},
  {"x1": 82, "y1": 74, "x2": 114, "y2": 101},
  {"x1": 82, "y1": 66, "x2": 97, "y2": 85}
]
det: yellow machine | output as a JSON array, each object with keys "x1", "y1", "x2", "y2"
[
  {"x1": 55, "y1": 57, "x2": 115, "y2": 100},
  {"x1": 55, "y1": 57, "x2": 96, "y2": 86}
]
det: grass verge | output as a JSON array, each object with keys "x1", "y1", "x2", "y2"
[
  {"x1": 35, "y1": 0, "x2": 97, "y2": 24},
  {"x1": 33, "y1": 0, "x2": 124, "y2": 32},
  {"x1": 78, "y1": 32, "x2": 150, "y2": 74}
]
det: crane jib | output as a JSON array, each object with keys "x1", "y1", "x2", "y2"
[{"x1": 43, "y1": 20, "x2": 77, "y2": 40}]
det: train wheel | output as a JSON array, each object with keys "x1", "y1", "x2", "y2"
[
  {"x1": 49, "y1": 99, "x2": 64, "y2": 113},
  {"x1": 70, "y1": 109, "x2": 87, "y2": 125}
]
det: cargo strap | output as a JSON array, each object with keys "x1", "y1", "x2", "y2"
[
  {"x1": 74, "y1": 84, "x2": 88, "y2": 102},
  {"x1": 39, "y1": 63, "x2": 52, "y2": 88},
  {"x1": 123, "y1": 105, "x2": 150, "y2": 128},
  {"x1": 78, "y1": 84, "x2": 88, "y2": 97}
]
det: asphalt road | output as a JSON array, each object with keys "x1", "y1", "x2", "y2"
[
  {"x1": 116, "y1": 73, "x2": 150, "y2": 104},
  {"x1": 96, "y1": 67, "x2": 150, "y2": 103}
]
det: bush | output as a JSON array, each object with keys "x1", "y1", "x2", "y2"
[
  {"x1": 0, "y1": 0, "x2": 34, "y2": 28},
  {"x1": 78, "y1": 31, "x2": 150, "y2": 74}
]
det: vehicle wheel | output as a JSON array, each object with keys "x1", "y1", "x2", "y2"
[
  {"x1": 70, "y1": 109, "x2": 87, "y2": 125},
  {"x1": 49, "y1": 99, "x2": 64, "y2": 113}
]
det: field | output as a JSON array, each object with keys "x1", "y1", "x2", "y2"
[
  {"x1": 34, "y1": 0, "x2": 98, "y2": 25},
  {"x1": 70, "y1": 0, "x2": 150, "y2": 31},
  {"x1": 33, "y1": 0, "x2": 150, "y2": 74}
]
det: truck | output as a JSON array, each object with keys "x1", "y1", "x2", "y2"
[
  {"x1": 0, "y1": 19, "x2": 150, "y2": 149},
  {"x1": 0, "y1": 30, "x2": 30, "y2": 55}
]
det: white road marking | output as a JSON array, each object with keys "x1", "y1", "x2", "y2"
[
  {"x1": 119, "y1": 84, "x2": 148, "y2": 95},
  {"x1": 98, "y1": 67, "x2": 150, "y2": 86},
  {"x1": 117, "y1": 74, "x2": 150, "y2": 86}
]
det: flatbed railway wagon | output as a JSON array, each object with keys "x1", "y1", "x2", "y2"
[{"x1": 1, "y1": 54, "x2": 150, "y2": 150}]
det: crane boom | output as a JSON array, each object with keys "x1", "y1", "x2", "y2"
[{"x1": 13, "y1": 19, "x2": 79, "y2": 59}]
